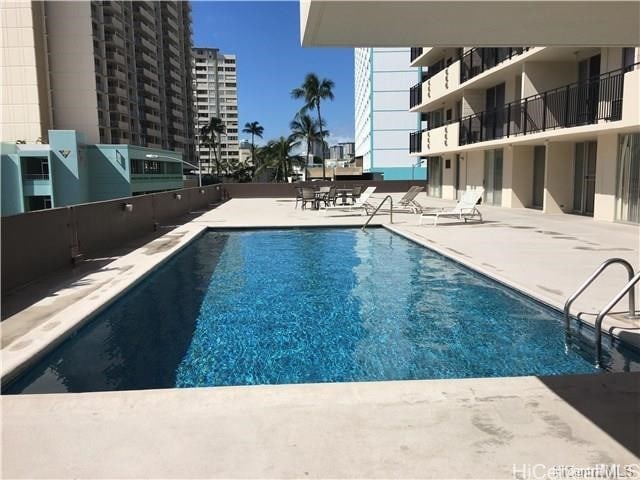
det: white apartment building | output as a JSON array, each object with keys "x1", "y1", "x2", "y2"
[
  {"x1": 408, "y1": 47, "x2": 640, "y2": 224},
  {"x1": 192, "y1": 48, "x2": 239, "y2": 173},
  {"x1": 1, "y1": 1, "x2": 196, "y2": 159},
  {"x1": 355, "y1": 48, "x2": 426, "y2": 180}
]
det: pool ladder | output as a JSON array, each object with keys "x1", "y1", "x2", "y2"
[
  {"x1": 564, "y1": 258, "x2": 639, "y2": 365},
  {"x1": 362, "y1": 195, "x2": 393, "y2": 231}
]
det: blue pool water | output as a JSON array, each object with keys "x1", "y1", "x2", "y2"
[{"x1": 4, "y1": 228, "x2": 639, "y2": 394}]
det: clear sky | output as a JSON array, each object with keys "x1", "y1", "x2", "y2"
[{"x1": 191, "y1": 1, "x2": 355, "y2": 148}]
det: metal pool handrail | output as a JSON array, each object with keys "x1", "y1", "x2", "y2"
[
  {"x1": 595, "y1": 271, "x2": 640, "y2": 366},
  {"x1": 362, "y1": 195, "x2": 393, "y2": 231},
  {"x1": 563, "y1": 258, "x2": 636, "y2": 331}
]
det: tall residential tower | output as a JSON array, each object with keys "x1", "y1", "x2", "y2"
[
  {"x1": 192, "y1": 48, "x2": 239, "y2": 174},
  {"x1": 1, "y1": 1, "x2": 195, "y2": 160},
  {"x1": 354, "y1": 48, "x2": 425, "y2": 180}
]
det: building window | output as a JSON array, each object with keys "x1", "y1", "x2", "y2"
[{"x1": 616, "y1": 133, "x2": 640, "y2": 224}]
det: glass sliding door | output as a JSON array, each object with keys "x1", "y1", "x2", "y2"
[
  {"x1": 426, "y1": 156, "x2": 442, "y2": 197},
  {"x1": 454, "y1": 154, "x2": 462, "y2": 199},
  {"x1": 616, "y1": 133, "x2": 640, "y2": 224},
  {"x1": 573, "y1": 142, "x2": 597, "y2": 215},
  {"x1": 483, "y1": 149, "x2": 503, "y2": 206},
  {"x1": 532, "y1": 146, "x2": 545, "y2": 209}
]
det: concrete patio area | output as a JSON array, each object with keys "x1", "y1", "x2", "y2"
[{"x1": 2, "y1": 193, "x2": 639, "y2": 478}]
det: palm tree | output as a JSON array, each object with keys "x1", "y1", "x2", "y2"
[
  {"x1": 257, "y1": 136, "x2": 301, "y2": 182},
  {"x1": 200, "y1": 117, "x2": 226, "y2": 177},
  {"x1": 241, "y1": 121, "x2": 264, "y2": 168},
  {"x1": 291, "y1": 73, "x2": 335, "y2": 180},
  {"x1": 289, "y1": 113, "x2": 328, "y2": 181}
]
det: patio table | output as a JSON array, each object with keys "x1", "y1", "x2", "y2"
[
  {"x1": 313, "y1": 190, "x2": 328, "y2": 209},
  {"x1": 336, "y1": 188, "x2": 354, "y2": 205}
]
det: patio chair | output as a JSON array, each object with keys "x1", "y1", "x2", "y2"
[
  {"x1": 369, "y1": 186, "x2": 426, "y2": 214},
  {"x1": 294, "y1": 187, "x2": 303, "y2": 209},
  {"x1": 418, "y1": 188, "x2": 484, "y2": 226},
  {"x1": 350, "y1": 185, "x2": 362, "y2": 204},
  {"x1": 300, "y1": 187, "x2": 317, "y2": 210},
  {"x1": 324, "y1": 187, "x2": 377, "y2": 215},
  {"x1": 392, "y1": 186, "x2": 426, "y2": 213},
  {"x1": 323, "y1": 186, "x2": 337, "y2": 207}
]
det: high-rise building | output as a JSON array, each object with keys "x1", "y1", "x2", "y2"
[
  {"x1": 340, "y1": 141, "x2": 355, "y2": 159},
  {"x1": 329, "y1": 142, "x2": 355, "y2": 160},
  {"x1": 0, "y1": 1, "x2": 196, "y2": 160},
  {"x1": 354, "y1": 48, "x2": 426, "y2": 180},
  {"x1": 408, "y1": 47, "x2": 640, "y2": 224},
  {"x1": 192, "y1": 48, "x2": 239, "y2": 173}
]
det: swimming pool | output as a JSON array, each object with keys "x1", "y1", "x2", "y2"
[{"x1": 4, "y1": 228, "x2": 639, "y2": 394}]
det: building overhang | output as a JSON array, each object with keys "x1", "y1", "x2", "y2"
[{"x1": 300, "y1": 1, "x2": 640, "y2": 47}]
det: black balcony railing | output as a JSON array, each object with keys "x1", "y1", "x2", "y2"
[
  {"x1": 410, "y1": 47, "x2": 424, "y2": 62},
  {"x1": 459, "y1": 47, "x2": 530, "y2": 83},
  {"x1": 409, "y1": 130, "x2": 423, "y2": 153},
  {"x1": 409, "y1": 83, "x2": 422, "y2": 109},
  {"x1": 459, "y1": 64, "x2": 633, "y2": 146}
]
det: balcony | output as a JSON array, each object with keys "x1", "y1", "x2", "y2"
[
  {"x1": 139, "y1": 66, "x2": 158, "y2": 81},
  {"x1": 21, "y1": 173, "x2": 52, "y2": 197},
  {"x1": 410, "y1": 47, "x2": 423, "y2": 63},
  {"x1": 144, "y1": 127, "x2": 161, "y2": 137},
  {"x1": 167, "y1": 42, "x2": 180, "y2": 57},
  {"x1": 459, "y1": 65, "x2": 630, "y2": 146},
  {"x1": 108, "y1": 84, "x2": 128, "y2": 98},
  {"x1": 142, "y1": 82, "x2": 159, "y2": 94},
  {"x1": 460, "y1": 47, "x2": 529, "y2": 83},
  {"x1": 113, "y1": 119, "x2": 129, "y2": 130},
  {"x1": 168, "y1": 56, "x2": 181, "y2": 69},
  {"x1": 108, "y1": 68, "x2": 127, "y2": 82},
  {"x1": 134, "y1": 6, "x2": 155, "y2": 24},
  {"x1": 109, "y1": 102, "x2": 129, "y2": 114},
  {"x1": 409, "y1": 123, "x2": 460, "y2": 155},
  {"x1": 103, "y1": 15, "x2": 124, "y2": 31},
  {"x1": 22, "y1": 173, "x2": 49, "y2": 181},
  {"x1": 138, "y1": 21, "x2": 156, "y2": 39},
  {"x1": 410, "y1": 62, "x2": 460, "y2": 110},
  {"x1": 145, "y1": 112, "x2": 161, "y2": 123},
  {"x1": 143, "y1": 97, "x2": 161, "y2": 109},
  {"x1": 137, "y1": 37, "x2": 156, "y2": 53},
  {"x1": 105, "y1": 50, "x2": 126, "y2": 65},
  {"x1": 138, "y1": 51, "x2": 157, "y2": 66},
  {"x1": 105, "y1": 34, "x2": 124, "y2": 48}
]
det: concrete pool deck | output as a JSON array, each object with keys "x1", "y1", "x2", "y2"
[
  {"x1": 3, "y1": 373, "x2": 639, "y2": 478},
  {"x1": 2, "y1": 194, "x2": 640, "y2": 477}
]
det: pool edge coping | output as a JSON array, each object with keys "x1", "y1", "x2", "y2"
[{"x1": 2, "y1": 222, "x2": 638, "y2": 387}]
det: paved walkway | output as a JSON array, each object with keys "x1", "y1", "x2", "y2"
[{"x1": 2, "y1": 194, "x2": 639, "y2": 478}]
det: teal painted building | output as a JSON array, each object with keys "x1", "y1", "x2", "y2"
[{"x1": 1, "y1": 130, "x2": 183, "y2": 216}]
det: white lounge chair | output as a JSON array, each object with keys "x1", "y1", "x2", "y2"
[
  {"x1": 418, "y1": 188, "x2": 484, "y2": 226},
  {"x1": 369, "y1": 186, "x2": 424, "y2": 214},
  {"x1": 324, "y1": 186, "x2": 377, "y2": 215},
  {"x1": 396, "y1": 186, "x2": 426, "y2": 213}
]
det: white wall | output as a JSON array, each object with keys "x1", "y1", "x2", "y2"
[
  {"x1": 594, "y1": 133, "x2": 619, "y2": 222},
  {"x1": 522, "y1": 62, "x2": 577, "y2": 97},
  {"x1": 544, "y1": 142, "x2": 573, "y2": 213},
  {"x1": 0, "y1": 1, "x2": 50, "y2": 142},
  {"x1": 46, "y1": 1, "x2": 100, "y2": 143}
]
